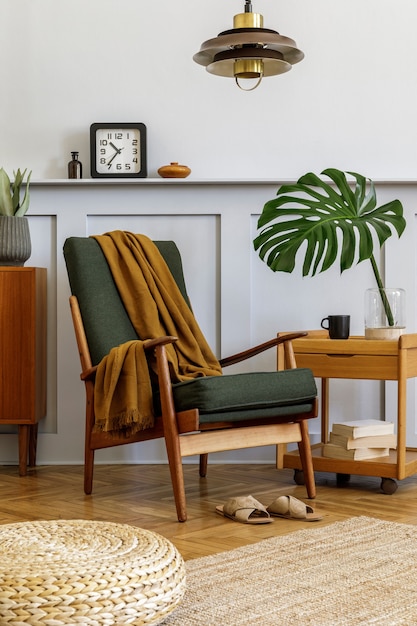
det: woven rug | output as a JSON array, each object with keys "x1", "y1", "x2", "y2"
[{"x1": 164, "y1": 516, "x2": 417, "y2": 625}]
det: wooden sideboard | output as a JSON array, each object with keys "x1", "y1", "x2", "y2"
[{"x1": 0, "y1": 267, "x2": 47, "y2": 474}]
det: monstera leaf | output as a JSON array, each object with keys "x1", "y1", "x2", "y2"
[
  {"x1": 254, "y1": 168, "x2": 406, "y2": 326},
  {"x1": 254, "y1": 168, "x2": 405, "y2": 276}
]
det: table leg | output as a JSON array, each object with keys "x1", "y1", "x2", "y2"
[
  {"x1": 397, "y1": 350, "x2": 407, "y2": 479},
  {"x1": 321, "y1": 378, "x2": 330, "y2": 443}
]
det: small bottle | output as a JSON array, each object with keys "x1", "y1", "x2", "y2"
[{"x1": 68, "y1": 151, "x2": 82, "y2": 179}]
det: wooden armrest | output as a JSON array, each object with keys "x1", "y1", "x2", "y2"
[
  {"x1": 143, "y1": 336, "x2": 178, "y2": 350},
  {"x1": 80, "y1": 336, "x2": 178, "y2": 381},
  {"x1": 81, "y1": 365, "x2": 98, "y2": 381},
  {"x1": 219, "y1": 331, "x2": 307, "y2": 368}
]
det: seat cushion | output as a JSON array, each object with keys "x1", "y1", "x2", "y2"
[{"x1": 173, "y1": 368, "x2": 317, "y2": 423}]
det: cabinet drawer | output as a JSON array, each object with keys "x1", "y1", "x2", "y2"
[{"x1": 294, "y1": 353, "x2": 398, "y2": 380}]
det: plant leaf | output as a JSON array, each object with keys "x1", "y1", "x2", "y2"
[
  {"x1": 0, "y1": 168, "x2": 13, "y2": 216},
  {"x1": 14, "y1": 170, "x2": 31, "y2": 216},
  {"x1": 254, "y1": 169, "x2": 406, "y2": 277},
  {"x1": 11, "y1": 168, "x2": 25, "y2": 213}
]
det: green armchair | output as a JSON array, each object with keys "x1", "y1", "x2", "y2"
[{"x1": 63, "y1": 235, "x2": 318, "y2": 521}]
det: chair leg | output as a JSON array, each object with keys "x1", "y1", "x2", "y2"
[
  {"x1": 84, "y1": 383, "x2": 95, "y2": 495},
  {"x1": 199, "y1": 453, "x2": 208, "y2": 477},
  {"x1": 164, "y1": 431, "x2": 188, "y2": 522},
  {"x1": 155, "y1": 344, "x2": 188, "y2": 521},
  {"x1": 297, "y1": 420, "x2": 316, "y2": 499}
]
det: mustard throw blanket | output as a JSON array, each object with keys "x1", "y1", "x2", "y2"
[{"x1": 92, "y1": 231, "x2": 222, "y2": 435}]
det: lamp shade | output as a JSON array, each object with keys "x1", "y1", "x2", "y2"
[{"x1": 193, "y1": 2, "x2": 304, "y2": 90}]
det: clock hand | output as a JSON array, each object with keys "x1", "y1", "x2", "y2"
[
  {"x1": 109, "y1": 142, "x2": 122, "y2": 154},
  {"x1": 107, "y1": 147, "x2": 125, "y2": 168},
  {"x1": 107, "y1": 152, "x2": 118, "y2": 167}
]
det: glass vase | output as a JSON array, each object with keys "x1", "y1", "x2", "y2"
[{"x1": 364, "y1": 288, "x2": 406, "y2": 340}]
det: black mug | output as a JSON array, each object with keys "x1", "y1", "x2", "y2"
[{"x1": 321, "y1": 315, "x2": 350, "y2": 340}]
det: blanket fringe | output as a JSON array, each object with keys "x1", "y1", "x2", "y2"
[{"x1": 93, "y1": 409, "x2": 155, "y2": 437}]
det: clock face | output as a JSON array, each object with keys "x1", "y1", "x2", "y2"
[{"x1": 90, "y1": 123, "x2": 147, "y2": 178}]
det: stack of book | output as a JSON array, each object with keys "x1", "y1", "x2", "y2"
[{"x1": 323, "y1": 419, "x2": 397, "y2": 460}]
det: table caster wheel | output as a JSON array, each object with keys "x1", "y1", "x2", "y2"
[
  {"x1": 294, "y1": 469, "x2": 305, "y2": 485},
  {"x1": 336, "y1": 473, "x2": 351, "y2": 485},
  {"x1": 381, "y1": 477, "x2": 398, "y2": 494}
]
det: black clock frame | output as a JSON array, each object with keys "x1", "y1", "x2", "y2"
[{"x1": 90, "y1": 122, "x2": 147, "y2": 178}]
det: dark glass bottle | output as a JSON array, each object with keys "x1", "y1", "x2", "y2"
[{"x1": 68, "y1": 152, "x2": 82, "y2": 179}]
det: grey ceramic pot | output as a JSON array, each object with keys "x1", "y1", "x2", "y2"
[{"x1": 0, "y1": 216, "x2": 31, "y2": 266}]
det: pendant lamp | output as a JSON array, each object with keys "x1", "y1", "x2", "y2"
[{"x1": 193, "y1": 1, "x2": 304, "y2": 91}]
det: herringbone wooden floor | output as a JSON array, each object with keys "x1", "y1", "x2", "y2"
[{"x1": 1, "y1": 463, "x2": 416, "y2": 560}]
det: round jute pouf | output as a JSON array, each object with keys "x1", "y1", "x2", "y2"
[{"x1": 0, "y1": 519, "x2": 186, "y2": 625}]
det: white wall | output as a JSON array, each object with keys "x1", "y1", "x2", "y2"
[
  {"x1": 1, "y1": 0, "x2": 417, "y2": 180},
  {"x1": 1, "y1": 179, "x2": 416, "y2": 470},
  {"x1": 1, "y1": 1, "x2": 417, "y2": 468}
]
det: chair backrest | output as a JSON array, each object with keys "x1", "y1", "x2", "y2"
[{"x1": 63, "y1": 237, "x2": 190, "y2": 366}]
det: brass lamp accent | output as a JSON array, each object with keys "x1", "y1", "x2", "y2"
[{"x1": 193, "y1": 1, "x2": 304, "y2": 91}]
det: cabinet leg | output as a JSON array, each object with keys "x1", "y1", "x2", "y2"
[
  {"x1": 17, "y1": 424, "x2": 38, "y2": 475},
  {"x1": 29, "y1": 424, "x2": 38, "y2": 467},
  {"x1": 18, "y1": 425, "x2": 29, "y2": 476}
]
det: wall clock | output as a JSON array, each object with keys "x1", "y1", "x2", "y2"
[{"x1": 90, "y1": 123, "x2": 147, "y2": 178}]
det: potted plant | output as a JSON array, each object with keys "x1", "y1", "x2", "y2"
[
  {"x1": 0, "y1": 168, "x2": 32, "y2": 266},
  {"x1": 253, "y1": 168, "x2": 406, "y2": 338}
]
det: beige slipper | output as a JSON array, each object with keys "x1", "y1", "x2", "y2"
[
  {"x1": 267, "y1": 495, "x2": 323, "y2": 522},
  {"x1": 216, "y1": 495, "x2": 273, "y2": 524}
]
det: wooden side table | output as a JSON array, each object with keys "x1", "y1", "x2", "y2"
[
  {"x1": 0, "y1": 267, "x2": 47, "y2": 475},
  {"x1": 277, "y1": 330, "x2": 417, "y2": 491}
]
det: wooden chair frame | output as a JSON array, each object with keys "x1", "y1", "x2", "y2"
[{"x1": 70, "y1": 295, "x2": 317, "y2": 522}]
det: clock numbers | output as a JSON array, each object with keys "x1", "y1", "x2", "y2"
[
  {"x1": 96, "y1": 130, "x2": 141, "y2": 172},
  {"x1": 90, "y1": 123, "x2": 147, "y2": 178},
  {"x1": 105, "y1": 132, "x2": 125, "y2": 140}
]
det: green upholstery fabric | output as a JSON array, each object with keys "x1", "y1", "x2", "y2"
[
  {"x1": 64, "y1": 235, "x2": 316, "y2": 425},
  {"x1": 172, "y1": 369, "x2": 316, "y2": 423},
  {"x1": 64, "y1": 237, "x2": 136, "y2": 365},
  {"x1": 63, "y1": 237, "x2": 190, "y2": 365}
]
